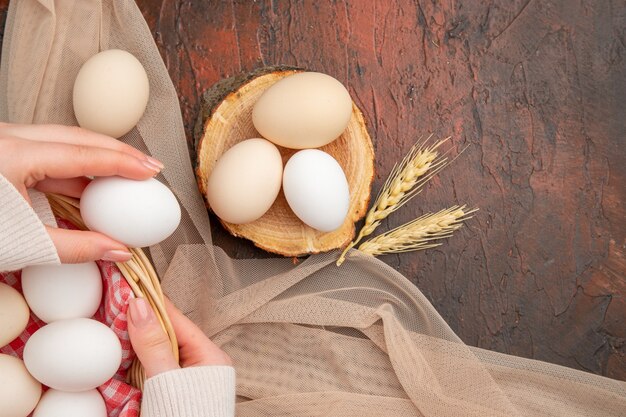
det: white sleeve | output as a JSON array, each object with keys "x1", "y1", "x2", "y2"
[
  {"x1": 0, "y1": 173, "x2": 59, "y2": 272},
  {"x1": 141, "y1": 366, "x2": 236, "y2": 417}
]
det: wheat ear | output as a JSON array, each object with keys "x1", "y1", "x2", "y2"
[
  {"x1": 357, "y1": 205, "x2": 477, "y2": 255},
  {"x1": 336, "y1": 135, "x2": 450, "y2": 265}
]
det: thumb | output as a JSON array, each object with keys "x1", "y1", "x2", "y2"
[
  {"x1": 127, "y1": 298, "x2": 180, "y2": 378},
  {"x1": 46, "y1": 226, "x2": 133, "y2": 263}
]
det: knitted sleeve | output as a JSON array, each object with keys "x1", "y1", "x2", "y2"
[
  {"x1": 0, "y1": 173, "x2": 59, "y2": 272},
  {"x1": 141, "y1": 366, "x2": 236, "y2": 417}
]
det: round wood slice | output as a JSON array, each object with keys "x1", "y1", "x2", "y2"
[{"x1": 194, "y1": 67, "x2": 375, "y2": 257}]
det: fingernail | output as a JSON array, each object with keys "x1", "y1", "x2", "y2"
[
  {"x1": 142, "y1": 159, "x2": 163, "y2": 174},
  {"x1": 129, "y1": 298, "x2": 154, "y2": 327},
  {"x1": 146, "y1": 156, "x2": 164, "y2": 168},
  {"x1": 102, "y1": 249, "x2": 133, "y2": 262}
]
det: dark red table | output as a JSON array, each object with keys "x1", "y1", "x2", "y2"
[{"x1": 1, "y1": 0, "x2": 623, "y2": 380}]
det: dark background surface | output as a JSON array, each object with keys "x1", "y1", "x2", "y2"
[{"x1": 1, "y1": 1, "x2": 624, "y2": 380}]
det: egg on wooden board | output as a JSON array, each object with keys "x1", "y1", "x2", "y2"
[
  {"x1": 207, "y1": 138, "x2": 283, "y2": 224},
  {"x1": 252, "y1": 72, "x2": 353, "y2": 149},
  {"x1": 23, "y1": 318, "x2": 122, "y2": 392},
  {"x1": 282, "y1": 150, "x2": 350, "y2": 232},
  {"x1": 0, "y1": 282, "x2": 29, "y2": 348},
  {"x1": 21, "y1": 262, "x2": 102, "y2": 323},
  {"x1": 33, "y1": 389, "x2": 106, "y2": 417},
  {"x1": 0, "y1": 354, "x2": 41, "y2": 417},
  {"x1": 73, "y1": 49, "x2": 149, "y2": 138},
  {"x1": 80, "y1": 177, "x2": 181, "y2": 248}
]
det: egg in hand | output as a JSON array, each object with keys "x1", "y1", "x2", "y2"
[{"x1": 80, "y1": 177, "x2": 181, "y2": 248}]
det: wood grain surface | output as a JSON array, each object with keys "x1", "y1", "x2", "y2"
[{"x1": 0, "y1": 0, "x2": 623, "y2": 380}]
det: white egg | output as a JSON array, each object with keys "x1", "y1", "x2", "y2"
[
  {"x1": 282, "y1": 150, "x2": 350, "y2": 232},
  {"x1": 21, "y1": 262, "x2": 102, "y2": 323},
  {"x1": 0, "y1": 283, "x2": 29, "y2": 348},
  {"x1": 80, "y1": 177, "x2": 181, "y2": 248},
  {"x1": 207, "y1": 138, "x2": 283, "y2": 224},
  {"x1": 23, "y1": 318, "x2": 122, "y2": 392},
  {"x1": 33, "y1": 389, "x2": 106, "y2": 417},
  {"x1": 252, "y1": 72, "x2": 353, "y2": 149},
  {"x1": 73, "y1": 49, "x2": 150, "y2": 138},
  {"x1": 0, "y1": 354, "x2": 41, "y2": 417}
]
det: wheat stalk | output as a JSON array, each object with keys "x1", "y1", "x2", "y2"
[
  {"x1": 358, "y1": 205, "x2": 477, "y2": 255},
  {"x1": 336, "y1": 135, "x2": 451, "y2": 265}
]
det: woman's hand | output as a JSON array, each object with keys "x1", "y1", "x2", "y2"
[
  {"x1": 127, "y1": 297, "x2": 232, "y2": 378},
  {"x1": 0, "y1": 122, "x2": 163, "y2": 263}
]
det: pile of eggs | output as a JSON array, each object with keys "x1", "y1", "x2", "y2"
[
  {"x1": 0, "y1": 49, "x2": 182, "y2": 417},
  {"x1": 0, "y1": 264, "x2": 116, "y2": 417},
  {"x1": 207, "y1": 72, "x2": 353, "y2": 233}
]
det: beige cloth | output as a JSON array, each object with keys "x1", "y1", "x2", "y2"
[{"x1": 0, "y1": 1, "x2": 624, "y2": 416}]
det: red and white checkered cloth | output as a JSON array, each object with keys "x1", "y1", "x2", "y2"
[{"x1": 0, "y1": 220, "x2": 142, "y2": 417}]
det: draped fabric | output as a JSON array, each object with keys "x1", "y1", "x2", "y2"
[{"x1": 1, "y1": 1, "x2": 624, "y2": 415}]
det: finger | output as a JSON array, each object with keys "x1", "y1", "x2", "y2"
[
  {"x1": 0, "y1": 122, "x2": 151, "y2": 161},
  {"x1": 46, "y1": 226, "x2": 133, "y2": 263},
  {"x1": 164, "y1": 298, "x2": 233, "y2": 367},
  {"x1": 26, "y1": 140, "x2": 162, "y2": 181},
  {"x1": 127, "y1": 298, "x2": 180, "y2": 378},
  {"x1": 35, "y1": 177, "x2": 91, "y2": 198}
]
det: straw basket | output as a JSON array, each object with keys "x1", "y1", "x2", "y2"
[{"x1": 46, "y1": 193, "x2": 178, "y2": 391}]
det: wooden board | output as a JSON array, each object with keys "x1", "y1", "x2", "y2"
[
  {"x1": 0, "y1": 0, "x2": 623, "y2": 380},
  {"x1": 194, "y1": 68, "x2": 374, "y2": 256}
]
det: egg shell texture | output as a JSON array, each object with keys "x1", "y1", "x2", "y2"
[
  {"x1": 80, "y1": 177, "x2": 182, "y2": 248},
  {"x1": 252, "y1": 72, "x2": 353, "y2": 149},
  {"x1": 282, "y1": 149, "x2": 350, "y2": 232},
  {"x1": 23, "y1": 318, "x2": 122, "y2": 392},
  {"x1": 21, "y1": 262, "x2": 103, "y2": 323},
  {"x1": 0, "y1": 354, "x2": 42, "y2": 417},
  {"x1": 33, "y1": 389, "x2": 107, "y2": 417},
  {"x1": 73, "y1": 49, "x2": 149, "y2": 138},
  {"x1": 0, "y1": 283, "x2": 30, "y2": 348},
  {"x1": 206, "y1": 138, "x2": 283, "y2": 224}
]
